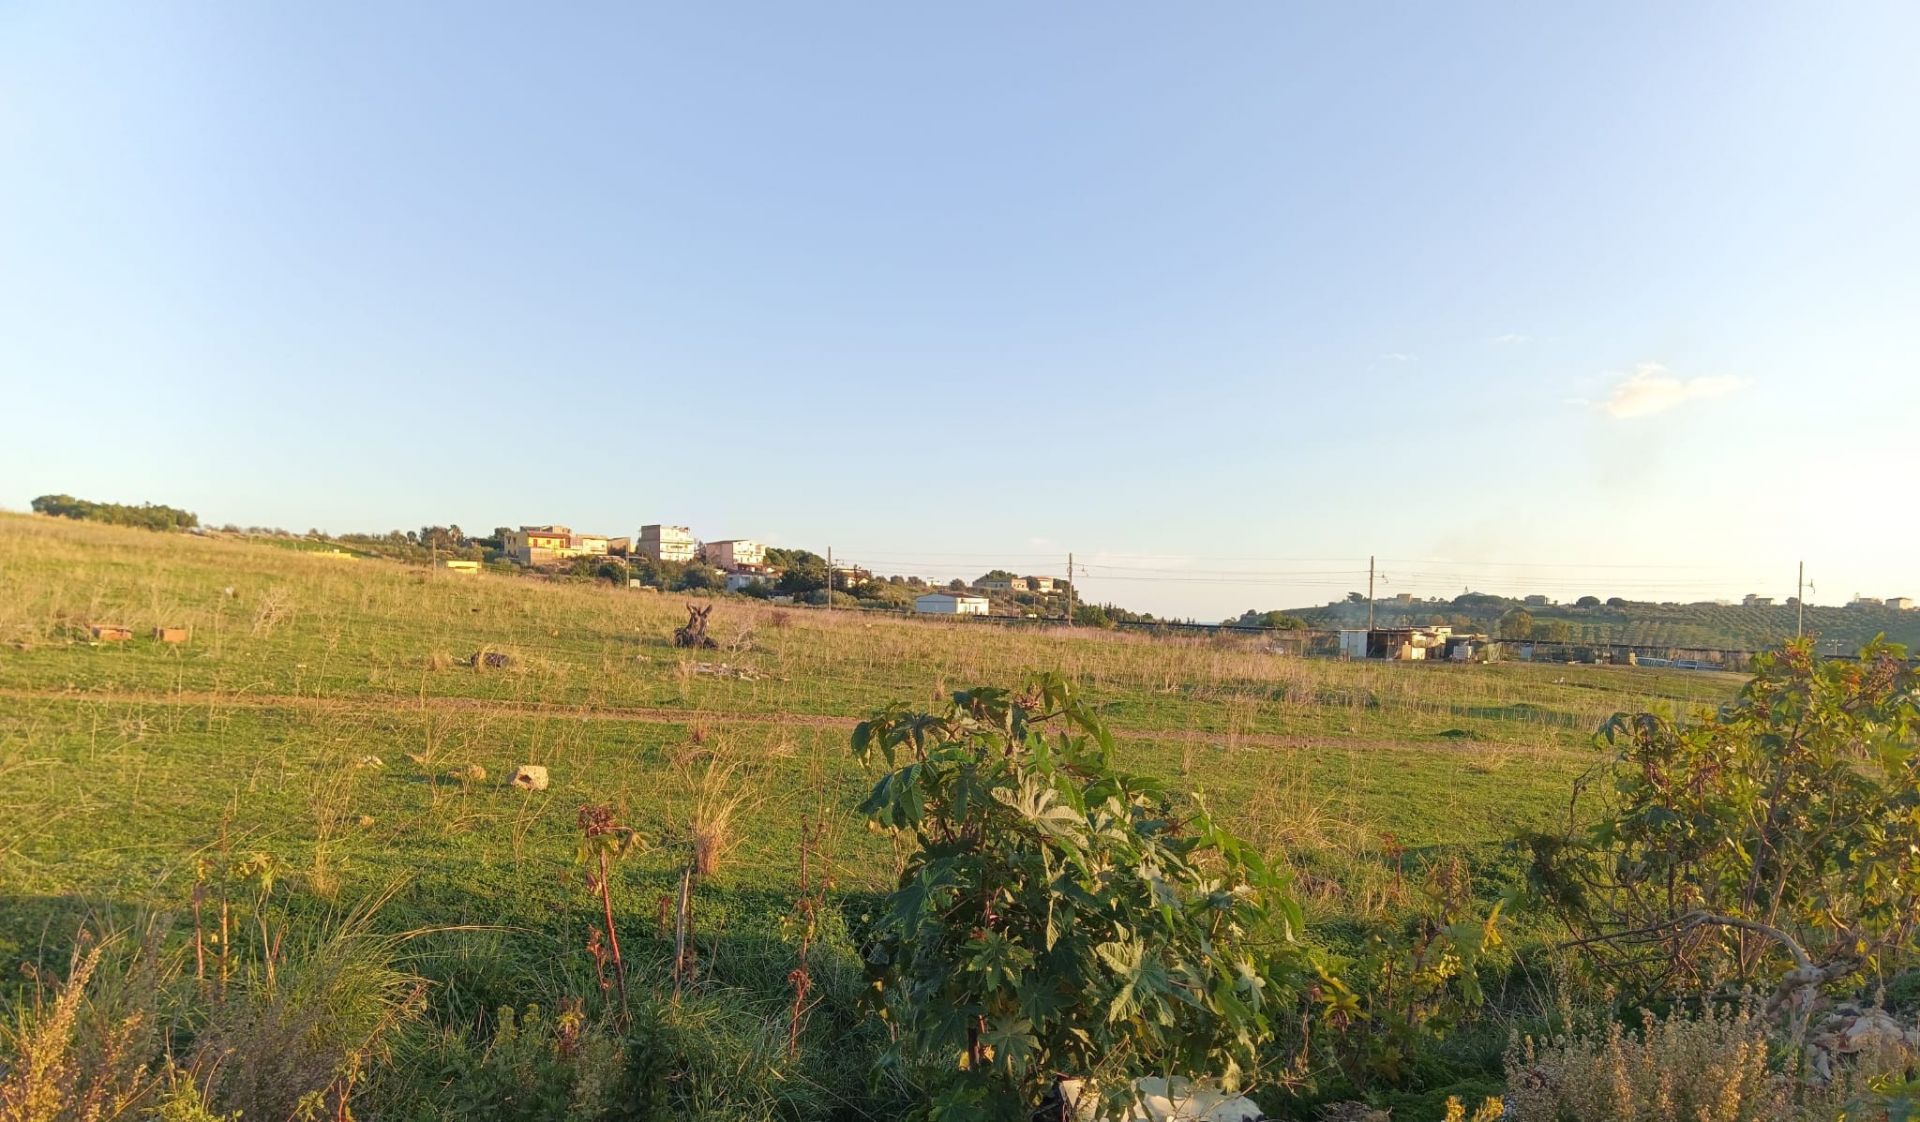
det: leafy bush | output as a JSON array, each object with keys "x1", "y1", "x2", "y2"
[
  {"x1": 675, "y1": 563, "x2": 723, "y2": 592},
  {"x1": 852, "y1": 580, "x2": 915, "y2": 608},
  {"x1": 1319, "y1": 856, "x2": 1506, "y2": 1090},
  {"x1": 851, "y1": 674, "x2": 1311, "y2": 1117},
  {"x1": 1530, "y1": 639, "x2": 1920, "y2": 1012}
]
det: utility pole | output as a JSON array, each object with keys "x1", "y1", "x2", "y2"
[
  {"x1": 1065, "y1": 553, "x2": 1074, "y2": 626},
  {"x1": 1796, "y1": 560, "x2": 1805, "y2": 638},
  {"x1": 1367, "y1": 555, "x2": 1376, "y2": 632},
  {"x1": 826, "y1": 546, "x2": 833, "y2": 614}
]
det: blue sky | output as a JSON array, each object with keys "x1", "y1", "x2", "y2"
[{"x1": 3, "y1": 3, "x2": 1915, "y2": 619}]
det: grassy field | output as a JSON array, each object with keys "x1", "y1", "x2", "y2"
[{"x1": 0, "y1": 513, "x2": 1746, "y2": 1118}]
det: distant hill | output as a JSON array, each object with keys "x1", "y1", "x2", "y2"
[{"x1": 1280, "y1": 593, "x2": 1920, "y2": 653}]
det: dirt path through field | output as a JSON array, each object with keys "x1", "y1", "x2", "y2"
[{"x1": 0, "y1": 685, "x2": 1488, "y2": 755}]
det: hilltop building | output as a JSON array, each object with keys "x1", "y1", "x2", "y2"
[
  {"x1": 975, "y1": 575, "x2": 1060, "y2": 594},
  {"x1": 502, "y1": 526, "x2": 569, "y2": 564},
  {"x1": 1742, "y1": 594, "x2": 1775, "y2": 607},
  {"x1": 703, "y1": 539, "x2": 767, "y2": 572},
  {"x1": 638, "y1": 524, "x2": 698, "y2": 563},
  {"x1": 501, "y1": 525, "x2": 611, "y2": 566},
  {"x1": 1850, "y1": 596, "x2": 1886, "y2": 609},
  {"x1": 1890, "y1": 597, "x2": 1915, "y2": 611}
]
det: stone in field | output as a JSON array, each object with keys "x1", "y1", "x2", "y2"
[
  {"x1": 1055, "y1": 1076, "x2": 1264, "y2": 1121},
  {"x1": 508, "y1": 764, "x2": 550, "y2": 791}
]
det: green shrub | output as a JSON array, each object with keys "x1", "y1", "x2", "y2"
[
  {"x1": 1530, "y1": 639, "x2": 1920, "y2": 1010},
  {"x1": 1319, "y1": 855, "x2": 1507, "y2": 1091},
  {"x1": 851, "y1": 674, "x2": 1311, "y2": 1118}
]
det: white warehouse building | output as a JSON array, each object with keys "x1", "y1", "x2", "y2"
[{"x1": 914, "y1": 592, "x2": 990, "y2": 616}]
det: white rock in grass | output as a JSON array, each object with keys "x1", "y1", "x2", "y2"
[
  {"x1": 508, "y1": 765, "x2": 549, "y2": 791},
  {"x1": 1057, "y1": 1077, "x2": 1263, "y2": 1122}
]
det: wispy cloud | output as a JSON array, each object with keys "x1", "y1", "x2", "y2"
[
  {"x1": 1490, "y1": 333, "x2": 1529, "y2": 346},
  {"x1": 1380, "y1": 352, "x2": 1415, "y2": 362},
  {"x1": 1595, "y1": 362, "x2": 1743, "y2": 419}
]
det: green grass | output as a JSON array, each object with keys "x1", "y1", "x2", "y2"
[{"x1": 0, "y1": 513, "x2": 1745, "y2": 1118}]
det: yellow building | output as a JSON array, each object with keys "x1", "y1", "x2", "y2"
[
  {"x1": 502, "y1": 525, "x2": 572, "y2": 566},
  {"x1": 502, "y1": 525, "x2": 613, "y2": 566}
]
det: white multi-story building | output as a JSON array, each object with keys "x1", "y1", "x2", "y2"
[
  {"x1": 638, "y1": 524, "x2": 698, "y2": 563},
  {"x1": 703, "y1": 539, "x2": 766, "y2": 572}
]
